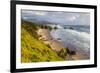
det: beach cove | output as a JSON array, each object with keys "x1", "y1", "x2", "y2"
[
  {"x1": 21, "y1": 20, "x2": 90, "y2": 63},
  {"x1": 37, "y1": 28, "x2": 87, "y2": 60}
]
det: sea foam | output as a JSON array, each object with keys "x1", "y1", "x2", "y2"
[{"x1": 50, "y1": 29, "x2": 90, "y2": 59}]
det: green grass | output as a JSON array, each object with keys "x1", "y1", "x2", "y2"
[{"x1": 21, "y1": 21, "x2": 65, "y2": 63}]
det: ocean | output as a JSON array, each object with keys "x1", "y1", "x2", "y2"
[{"x1": 50, "y1": 25, "x2": 90, "y2": 59}]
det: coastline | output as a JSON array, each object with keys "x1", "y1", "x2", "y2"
[{"x1": 37, "y1": 28, "x2": 86, "y2": 60}]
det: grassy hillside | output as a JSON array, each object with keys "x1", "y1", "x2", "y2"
[{"x1": 21, "y1": 21, "x2": 65, "y2": 63}]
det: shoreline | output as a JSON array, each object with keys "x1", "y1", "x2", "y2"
[
  {"x1": 37, "y1": 28, "x2": 65, "y2": 52},
  {"x1": 37, "y1": 28, "x2": 87, "y2": 60}
]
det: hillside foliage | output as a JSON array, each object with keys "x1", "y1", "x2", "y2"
[{"x1": 21, "y1": 21, "x2": 66, "y2": 63}]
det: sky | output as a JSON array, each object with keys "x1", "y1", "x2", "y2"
[{"x1": 22, "y1": 10, "x2": 90, "y2": 25}]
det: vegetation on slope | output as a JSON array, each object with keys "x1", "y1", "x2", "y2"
[{"x1": 21, "y1": 21, "x2": 65, "y2": 63}]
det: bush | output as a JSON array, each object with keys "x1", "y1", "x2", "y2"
[
  {"x1": 46, "y1": 44, "x2": 51, "y2": 48},
  {"x1": 54, "y1": 26, "x2": 58, "y2": 29},
  {"x1": 58, "y1": 48, "x2": 67, "y2": 59}
]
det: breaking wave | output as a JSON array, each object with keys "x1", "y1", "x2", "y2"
[{"x1": 50, "y1": 29, "x2": 90, "y2": 59}]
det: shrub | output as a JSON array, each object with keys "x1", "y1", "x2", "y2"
[{"x1": 58, "y1": 48, "x2": 67, "y2": 59}]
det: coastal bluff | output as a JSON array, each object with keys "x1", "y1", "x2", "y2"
[{"x1": 21, "y1": 20, "x2": 86, "y2": 63}]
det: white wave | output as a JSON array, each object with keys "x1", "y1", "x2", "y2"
[{"x1": 50, "y1": 29, "x2": 90, "y2": 58}]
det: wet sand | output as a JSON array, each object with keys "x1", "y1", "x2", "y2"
[
  {"x1": 37, "y1": 28, "x2": 87, "y2": 60},
  {"x1": 37, "y1": 29, "x2": 64, "y2": 52}
]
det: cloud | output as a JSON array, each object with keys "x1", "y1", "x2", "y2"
[
  {"x1": 22, "y1": 10, "x2": 90, "y2": 25},
  {"x1": 34, "y1": 11, "x2": 47, "y2": 16},
  {"x1": 23, "y1": 16, "x2": 28, "y2": 20},
  {"x1": 69, "y1": 16, "x2": 77, "y2": 21}
]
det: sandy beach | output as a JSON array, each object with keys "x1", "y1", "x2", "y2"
[
  {"x1": 37, "y1": 28, "x2": 85, "y2": 60},
  {"x1": 37, "y1": 29, "x2": 64, "y2": 52}
]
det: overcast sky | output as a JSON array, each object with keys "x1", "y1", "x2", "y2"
[{"x1": 22, "y1": 10, "x2": 90, "y2": 25}]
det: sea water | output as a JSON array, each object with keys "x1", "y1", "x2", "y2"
[{"x1": 50, "y1": 25, "x2": 90, "y2": 59}]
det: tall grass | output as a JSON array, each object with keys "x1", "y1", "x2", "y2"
[{"x1": 21, "y1": 21, "x2": 65, "y2": 63}]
